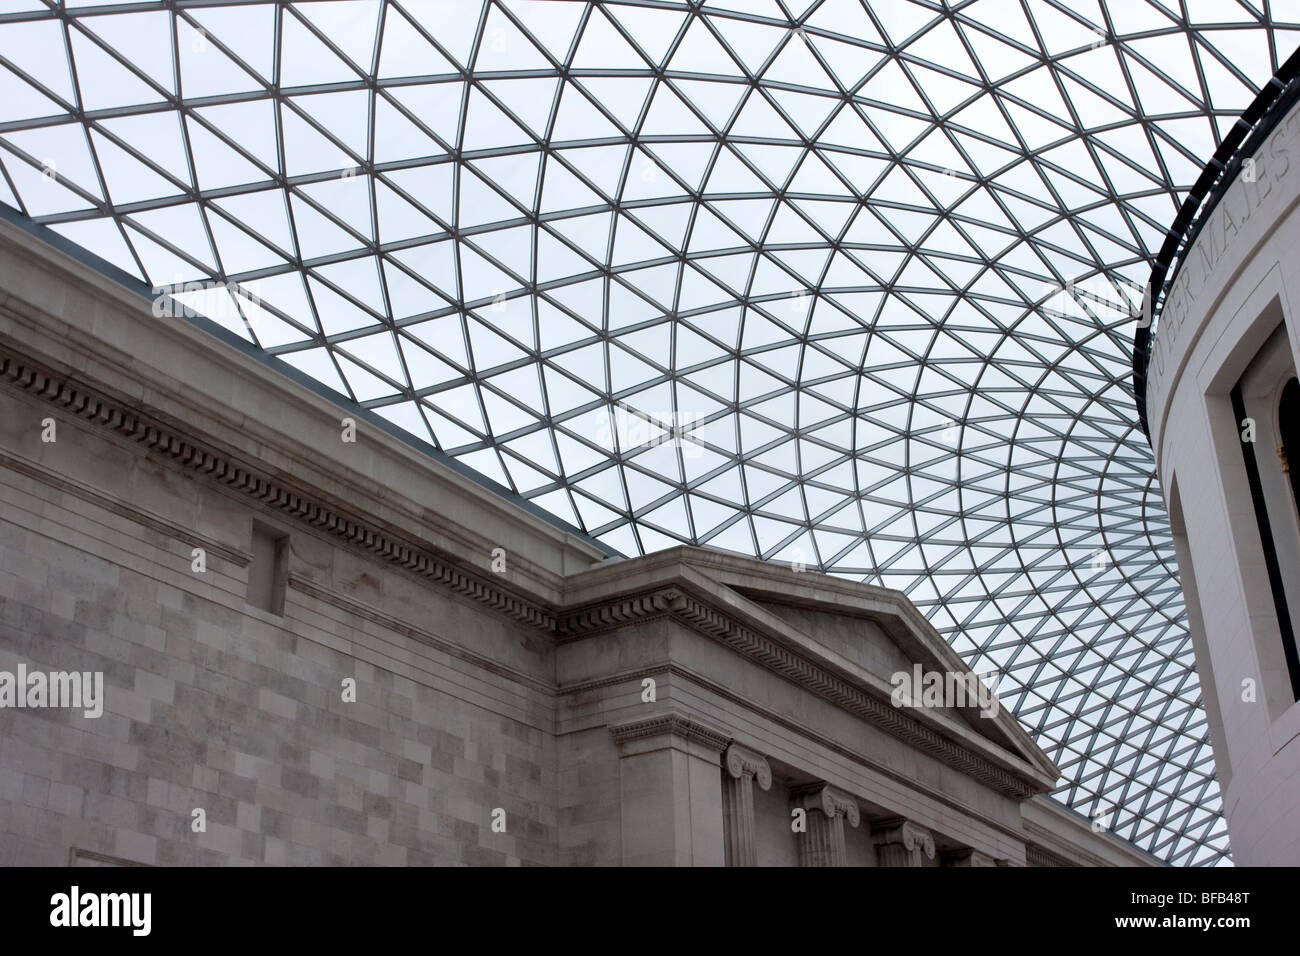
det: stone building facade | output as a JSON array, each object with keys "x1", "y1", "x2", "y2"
[{"x1": 0, "y1": 218, "x2": 1155, "y2": 866}]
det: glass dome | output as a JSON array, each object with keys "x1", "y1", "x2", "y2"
[{"x1": 2, "y1": 0, "x2": 1291, "y2": 865}]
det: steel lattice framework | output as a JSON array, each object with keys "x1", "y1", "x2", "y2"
[{"x1": 3, "y1": 0, "x2": 1292, "y2": 865}]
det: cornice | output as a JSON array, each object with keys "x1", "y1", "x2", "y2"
[
  {"x1": 608, "y1": 712, "x2": 730, "y2": 752},
  {"x1": 0, "y1": 215, "x2": 610, "y2": 585},
  {"x1": 555, "y1": 587, "x2": 687, "y2": 639},
  {"x1": 560, "y1": 585, "x2": 1045, "y2": 800},
  {"x1": 0, "y1": 352, "x2": 557, "y2": 632}
]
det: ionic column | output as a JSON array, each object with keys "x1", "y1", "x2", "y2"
[
  {"x1": 792, "y1": 784, "x2": 860, "y2": 867},
  {"x1": 721, "y1": 743, "x2": 772, "y2": 866},
  {"x1": 873, "y1": 817, "x2": 936, "y2": 867}
]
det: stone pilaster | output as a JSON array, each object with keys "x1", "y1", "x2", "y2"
[
  {"x1": 791, "y1": 784, "x2": 860, "y2": 866},
  {"x1": 873, "y1": 817, "x2": 936, "y2": 867},
  {"x1": 609, "y1": 712, "x2": 730, "y2": 866},
  {"x1": 721, "y1": 743, "x2": 772, "y2": 866}
]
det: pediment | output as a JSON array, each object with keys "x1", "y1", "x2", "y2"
[
  {"x1": 561, "y1": 545, "x2": 1060, "y2": 793},
  {"x1": 738, "y1": 594, "x2": 1026, "y2": 758}
]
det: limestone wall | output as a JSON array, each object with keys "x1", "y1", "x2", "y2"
[{"x1": 0, "y1": 379, "x2": 559, "y2": 865}]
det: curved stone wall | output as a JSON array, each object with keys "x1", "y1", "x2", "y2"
[{"x1": 1147, "y1": 98, "x2": 1300, "y2": 865}]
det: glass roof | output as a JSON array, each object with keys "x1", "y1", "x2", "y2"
[{"x1": 3, "y1": 0, "x2": 1291, "y2": 866}]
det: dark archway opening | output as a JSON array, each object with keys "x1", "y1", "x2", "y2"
[{"x1": 1281, "y1": 378, "x2": 1300, "y2": 517}]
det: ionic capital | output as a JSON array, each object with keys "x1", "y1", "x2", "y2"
[
  {"x1": 792, "y1": 783, "x2": 860, "y2": 827},
  {"x1": 873, "y1": 817, "x2": 936, "y2": 861},
  {"x1": 724, "y1": 743, "x2": 772, "y2": 790}
]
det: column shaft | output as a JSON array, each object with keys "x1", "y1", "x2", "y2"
[
  {"x1": 722, "y1": 743, "x2": 771, "y2": 867},
  {"x1": 800, "y1": 809, "x2": 847, "y2": 867},
  {"x1": 792, "y1": 783, "x2": 859, "y2": 867}
]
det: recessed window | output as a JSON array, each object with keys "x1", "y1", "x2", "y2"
[
  {"x1": 1233, "y1": 327, "x2": 1300, "y2": 707},
  {"x1": 247, "y1": 522, "x2": 288, "y2": 616}
]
